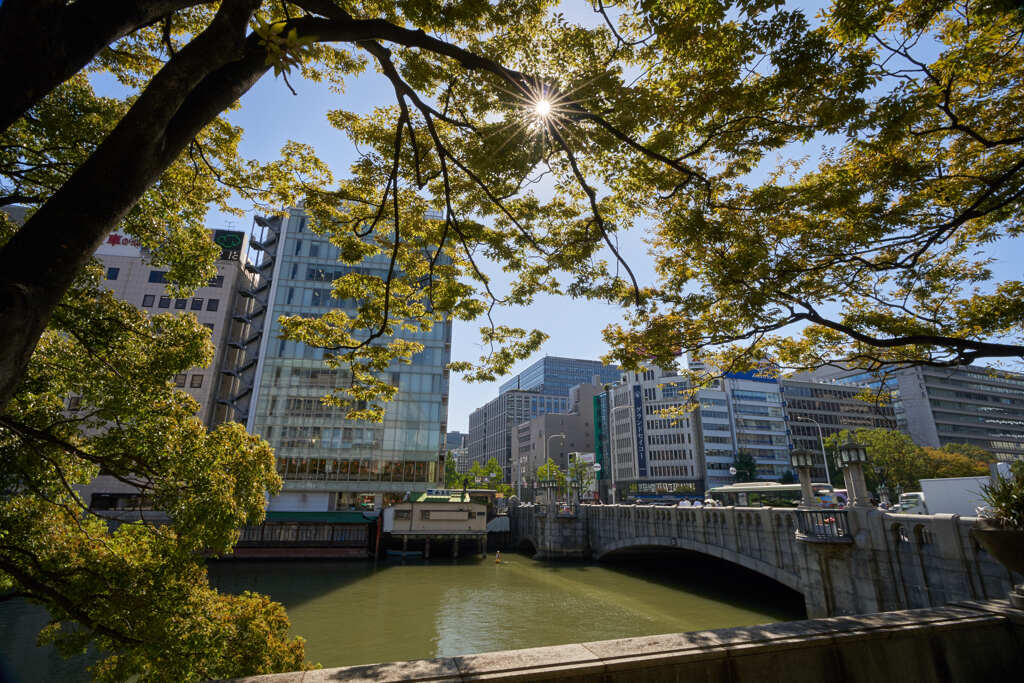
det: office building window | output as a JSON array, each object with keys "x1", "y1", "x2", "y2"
[
  {"x1": 207, "y1": 298, "x2": 219, "y2": 311},
  {"x1": 158, "y1": 296, "x2": 171, "y2": 308},
  {"x1": 106, "y1": 267, "x2": 120, "y2": 281},
  {"x1": 142, "y1": 294, "x2": 155, "y2": 307},
  {"x1": 294, "y1": 240, "x2": 303, "y2": 255},
  {"x1": 309, "y1": 243, "x2": 320, "y2": 258},
  {"x1": 190, "y1": 375, "x2": 204, "y2": 388},
  {"x1": 203, "y1": 323, "x2": 214, "y2": 331},
  {"x1": 174, "y1": 298, "x2": 187, "y2": 309},
  {"x1": 191, "y1": 298, "x2": 203, "y2": 310},
  {"x1": 148, "y1": 271, "x2": 167, "y2": 283},
  {"x1": 174, "y1": 374, "x2": 187, "y2": 387},
  {"x1": 208, "y1": 275, "x2": 224, "y2": 287}
]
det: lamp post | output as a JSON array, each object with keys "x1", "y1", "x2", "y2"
[
  {"x1": 794, "y1": 416, "x2": 831, "y2": 487},
  {"x1": 836, "y1": 435, "x2": 871, "y2": 508},
  {"x1": 539, "y1": 433, "x2": 564, "y2": 505},
  {"x1": 545, "y1": 433, "x2": 565, "y2": 473},
  {"x1": 789, "y1": 449, "x2": 818, "y2": 508}
]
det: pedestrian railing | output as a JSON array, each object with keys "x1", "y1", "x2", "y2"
[{"x1": 795, "y1": 509, "x2": 853, "y2": 543}]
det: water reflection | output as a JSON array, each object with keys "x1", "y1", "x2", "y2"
[
  {"x1": 209, "y1": 552, "x2": 804, "y2": 667},
  {"x1": 0, "y1": 552, "x2": 804, "y2": 680}
]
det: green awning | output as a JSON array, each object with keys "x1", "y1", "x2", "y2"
[{"x1": 263, "y1": 511, "x2": 371, "y2": 524}]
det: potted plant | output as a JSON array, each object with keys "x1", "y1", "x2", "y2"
[{"x1": 972, "y1": 460, "x2": 1024, "y2": 607}]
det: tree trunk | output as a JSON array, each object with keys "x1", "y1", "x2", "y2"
[{"x1": 0, "y1": 0, "x2": 268, "y2": 411}]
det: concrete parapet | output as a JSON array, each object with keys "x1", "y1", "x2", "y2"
[{"x1": 223, "y1": 601, "x2": 1024, "y2": 683}]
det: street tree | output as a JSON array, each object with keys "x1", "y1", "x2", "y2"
[
  {"x1": 536, "y1": 457, "x2": 568, "y2": 497},
  {"x1": 3, "y1": 0, "x2": 1023, "y2": 678},
  {"x1": 467, "y1": 457, "x2": 509, "y2": 495},
  {"x1": 444, "y1": 451, "x2": 461, "y2": 488},
  {"x1": 940, "y1": 443, "x2": 995, "y2": 463},
  {"x1": 568, "y1": 453, "x2": 596, "y2": 502},
  {"x1": 922, "y1": 447, "x2": 990, "y2": 479},
  {"x1": 826, "y1": 428, "x2": 931, "y2": 492},
  {"x1": 732, "y1": 450, "x2": 758, "y2": 483}
]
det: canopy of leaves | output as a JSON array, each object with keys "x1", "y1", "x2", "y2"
[
  {"x1": 3, "y1": 0, "x2": 1022, "y2": 677},
  {"x1": 467, "y1": 457, "x2": 510, "y2": 496},
  {"x1": 601, "y1": 0, "x2": 1024, "y2": 381},
  {"x1": 826, "y1": 428, "x2": 991, "y2": 491},
  {"x1": 0, "y1": 242, "x2": 303, "y2": 680},
  {"x1": 536, "y1": 457, "x2": 568, "y2": 490}
]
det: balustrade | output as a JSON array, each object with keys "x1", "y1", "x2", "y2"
[{"x1": 794, "y1": 509, "x2": 852, "y2": 542}]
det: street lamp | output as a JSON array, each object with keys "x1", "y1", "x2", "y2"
[
  {"x1": 794, "y1": 416, "x2": 832, "y2": 487},
  {"x1": 545, "y1": 433, "x2": 565, "y2": 469},
  {"x1": 537, "y1": 433, "x2": 564, "y2": 506},
  {"x1": 836, "y1": 435, "x2": 871, "y2": 508},
  {"x1": 789, "y1": 448, "x2": 818, "y2": 507}
]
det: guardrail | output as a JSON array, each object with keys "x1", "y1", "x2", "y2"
[{"x1": 795, "y1": 509, "x2": 852, "y2": 542}]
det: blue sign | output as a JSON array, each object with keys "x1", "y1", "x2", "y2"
[
  {"x1": 725, "y1": 369, "x2": 778, "y2": 384},
  {"x1": 633, "y1": 385, "x2": 648, "y2": 477}
]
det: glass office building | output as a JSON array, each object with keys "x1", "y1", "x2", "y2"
[
  {"x1": 499, "y1": 356, "x2": 621, "y2": 397},
  {"x1": 247, "y1": 207, "x2": 451, "y2": 511}
]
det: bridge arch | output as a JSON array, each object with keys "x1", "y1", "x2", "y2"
[
  {"x1": 593, "y1": 534, "x2": 803, "y2": 595},
  {"x1": 516, "y1": 536, "x2": 538, "y2": 557}
]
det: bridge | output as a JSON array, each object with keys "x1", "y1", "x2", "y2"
[{"x1": 509, "y1": 503, "x2": 1018, "y2": 618}]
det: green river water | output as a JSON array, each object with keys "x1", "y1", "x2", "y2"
[{"x1": 0, "y1": 553, "x2": 804, "y2": 681}]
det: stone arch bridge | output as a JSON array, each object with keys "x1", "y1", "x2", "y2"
[{"x1": 509, "y1": 503, "x2": 1017, "y2": 617}]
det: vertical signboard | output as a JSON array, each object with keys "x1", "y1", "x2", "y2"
[
  {"x1": 212, "y1": 229, "x2": 246, "y2": 261},
  {"x1": 633, "y1": 385, "x2": 648, "y2": 477}
]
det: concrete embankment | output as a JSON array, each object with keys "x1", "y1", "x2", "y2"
[{"x1": 224, "y1": 600, "x2": 1024, "y2": 683}]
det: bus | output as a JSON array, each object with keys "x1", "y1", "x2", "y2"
[{"x1": 706, "y1": 482, "x2": 841, "y2": 508}]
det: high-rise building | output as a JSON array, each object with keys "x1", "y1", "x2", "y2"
[
  {"x1": 780, "y1": 379, "x2": 897, "y2": 480},
  {"x1": 604, "y1": 363, "x2": 795, "y2": 497},
  {"x1": 805, "y1": 365, "x2": 1024, "y2": 461},
  {"x1": 467, "y1": 389, "x2": 570, "y2": 481},
  {"x1": 606, "y1": 366, "x2": 704, "y2": 501},
  {"x1": 446, "y1": 430, "x2": 467, "y2": 451},
  {"x1": 94, "y1": 227, "x2": 258, "y2": 427},
  {"x1": 80, "y1": 227, "x2": 261, "y2": 511},
  {"x1": 721, "y1": 371, "x2": 791, "y2": 480},
  {"x1": 498, "y1": 356, "x2": 621, "y2": 396},
  {"x1": 246, "y1": 207, "x2": 452, "y2": 511},
  {"x1": 510, "y1": 381, "x2": 602, "y2": 491}
]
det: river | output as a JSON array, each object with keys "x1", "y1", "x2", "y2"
[{"x1": 0, "y1": 552, "x2": 804, "y2": 681}]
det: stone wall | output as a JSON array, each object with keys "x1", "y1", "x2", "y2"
[
  {"x1": 225, "y1": 601, "x2": 1024, "y2": 683},
  {"x1": 509, "y1": 503, "x2": 1019, "y2": 618}
]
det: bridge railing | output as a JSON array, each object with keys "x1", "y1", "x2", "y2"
[{"x1": 795, "y1": 509, "x2": 852, "y2": 542}]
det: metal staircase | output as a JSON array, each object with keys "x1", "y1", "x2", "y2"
[{"x1": 217, "y1": 214, "x2": 282, "y2": 423}]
